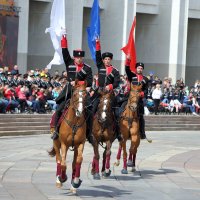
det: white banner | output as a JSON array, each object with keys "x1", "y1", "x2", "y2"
[{"x1": 45, "y1": 0, "x2": 65, "y2": 69}]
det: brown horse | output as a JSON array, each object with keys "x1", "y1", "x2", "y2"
[
  {"x1": 91, "y1": 90, "x2": 116, "y2": 179},
  {"x1": 115, "y1": 83, "x2": 142, "y2": 174},
  {"x1": 49, "y1": 81, "x2": 87, "y2": 193}
]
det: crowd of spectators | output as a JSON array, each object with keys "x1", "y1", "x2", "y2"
[{"x1": 0, "y1": 65, "x2": 200, "y2": 116}]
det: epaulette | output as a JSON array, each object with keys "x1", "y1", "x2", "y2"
[
  {"x1": 84, "y1": 63, "x2": 91, "y2": 68},
  {"x1": 111, "y1": 65, "x2": 119, "y2": 72}
]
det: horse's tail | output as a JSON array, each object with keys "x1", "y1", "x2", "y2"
[{"x1": 48, "y1": 147, "x2": 56, "y2": 157}]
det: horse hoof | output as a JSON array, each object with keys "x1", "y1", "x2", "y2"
[
  {"x1": 102, "y1": 169, "x2": 111, "y2": 178},
  {"x1": 114, "y1": 160, "x2": 120, "y2": 166},
  {"x1": 71, "y1": 179, "x2": 82, "y2": 189},
  {"x1": 91, "y1": 168, "x2": 95, "y2": 175},
  {"x1": 127, "y1": 160, "x2": 134, "y2": 167},
  {"x1": 56, "y1": 182, "x2": 62, "y2": 188},
  {"x1": 93, "y1": 173, "x2": 101, "y2": 180},
  {"x1": 70, "y1": 186, "x2": 77, "y2": 194},
  {"x1": 56, "y1": 176, "x2": 62, "y2": 188},
  {"x1": 130, "y1": 166, "x2": 136, "y2": 172},
  {"x1": 121, "y1": 168, "x2": 128, "y2": 174},
  {"x1": 58, "y1": 175, "x2": 68, "y2": 183}
]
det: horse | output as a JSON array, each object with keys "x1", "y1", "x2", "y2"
[
  {"x1": 49, "y1": 80, "x2": 87, "y2": 193},
  {"x1": 114, "y1": 83, "x2": 143, "y2": 174},
  {"x1": 91, "y1": 90, "x2": 116, "y2": 179}
]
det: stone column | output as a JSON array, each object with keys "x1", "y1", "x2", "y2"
[
  {"x1": 16, "y1": 0, "x2": 29, "y2": 74},
  {"x1": 177, "y1": 0, "x2": 189, "y2": 80},
  {"x1": 71, "y1": 0, "x2": 84, "y2": 50},
  {"x1": 168, "y1": 0, "x2": 189, "y2": 83}
]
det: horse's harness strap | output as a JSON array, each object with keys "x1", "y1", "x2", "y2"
[{"x1": 63, "y1": 116, "x2": 86, "y2": 134}]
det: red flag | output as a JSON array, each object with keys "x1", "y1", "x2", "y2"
[{"x1": 121, "y1": 17, "x2": 136, "y2": 72}]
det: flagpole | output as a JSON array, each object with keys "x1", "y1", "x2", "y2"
[
  {"x1": 121, "y1": 0, "x2": 128, "y2": 75},
  {"x1": 120, "y1": 0, "x2": 137, "y2": 75}
]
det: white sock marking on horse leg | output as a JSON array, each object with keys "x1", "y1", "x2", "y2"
[{"x1": 74, "y1": 177, "x2": 79, "y2": 184}]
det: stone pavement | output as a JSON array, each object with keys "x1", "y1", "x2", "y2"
[{"x1": 0, "y1": 131, "x2": 200, "y2": 200}]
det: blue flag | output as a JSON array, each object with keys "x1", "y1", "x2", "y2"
[{"x1": 87, "y1": 0, "x2": 100, "y2": 62}]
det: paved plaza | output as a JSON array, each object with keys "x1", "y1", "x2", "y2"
[{"x1": 0, "y1": 131, "x2": 200, "y2": 200}]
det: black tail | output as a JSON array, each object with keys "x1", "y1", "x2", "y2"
[{"x1": 48, "y1": 147, "x2": 56, "y2": 157}]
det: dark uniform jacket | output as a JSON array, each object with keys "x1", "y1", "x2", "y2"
[
  {"x1": 56, "y1": 48, "x2": 92, "y2": 104},
  {"x1": 125, "y1": 65, "x2": 149, "y2": 98},
  {"x1": 95, "y1": 50, "x2": 120, "y2": 90},
  {"x1": 125, "y1": 64, "x2": 149, "y2": 115}
]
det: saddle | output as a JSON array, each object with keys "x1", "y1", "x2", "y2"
[{"x1": 50, "y1": 107, "x2": 69, "y2": 128}]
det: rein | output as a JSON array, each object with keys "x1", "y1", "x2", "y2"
[
  {"x1": 96, "y1": 94, "x2": 114, "y2": 147},
  {"x1": 63, "y1": 87, "x2": 87, "y2": 151},
  {"x1": 120, "y1": 87, "x2": 140, "y2": 132}
]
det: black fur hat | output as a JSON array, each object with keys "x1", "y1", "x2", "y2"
[
  {"x1": 102, "y1": 52, "x2": 113, "y2": 59},
  {"x1": 73, "y1": 50, "x2": 85, "y2": 57},
  {"x1": 136, "y1": 62, "x2": 144, "y2": 69}
]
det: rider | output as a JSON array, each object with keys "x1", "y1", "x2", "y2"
[
  {"x1": 51, "y1": 33, "x2": 93, "y2": 143},
  {"x1": 90, "y1": 38, "x2": 123, "y2": 142},
  {"x1": 125, "y1": 57, "x2": 149, "y2": 139}
]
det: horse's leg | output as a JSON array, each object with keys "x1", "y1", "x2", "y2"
[
  {"x1": 101, "y1": 146, "x2": 106, "y2": 173},
  {"x1": 121, "y1": 140, "x2": 128, "y2": 174},
  {"x1": 102, "y1": 142, "x2": 112, "y2": 177},
  {"x1": 53, "y1": 140, "x2": 63, "y2": 188},
  {"x1": 127, "y1": 149, "x2": 134, "y2": 167},
  {"x1": 71, "y1": 143, "x2": 84, "y2": 190},
  {"x1": 72, "y1": 147, "x2": 78, "y2": 181},
  {"x1": 129, "y1": 129, "x2": 140, "y2": 172},
  {"x1": 60, "y1": 142, "x2": 68, "y2": 184},
  {"x1": 131, "y1": 153, "x2": 136, "y2": 172},
  {"x1": 92, "y1": 140, "x2": 100, "y2": 179},
  {"x1": 114, "y1": 142, "x2": 122, "y2": 166}
]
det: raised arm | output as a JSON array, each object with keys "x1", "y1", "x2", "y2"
[
  {"x1": 125, "y1": 58, "x2": 136, "y2": 82},
  {"x1": 95, "y1": 39, "x2": 103, "y2": 68},
  {"x1": 61, "y1": 35, "x2": 73, "y2": 71}
]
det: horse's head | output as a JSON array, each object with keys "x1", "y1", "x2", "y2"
[
  {"x1": 128, "y1": 83, "x2": 142, "y2": 112},
  {"x1": 98, "y1": 90, "x2": 113, "y2": 123},
  {"x1": 71, "y1": 80, "x2": 87, "y2": 117}
]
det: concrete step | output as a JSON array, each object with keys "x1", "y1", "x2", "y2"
[
  {"x1": 0, "y1": 122, "x2": 50, "y2": 126},
  {"x1": 146, "y1": 127, "x2": 200, "y2": 131},
  {"x1": 0, "y1": 126, "x2": 49, "y2": 131},
  {"x1": 0, "y1": 114, "x2": 52, "y2": 118},
  {"x1": 0, "y1": 130, "x2": 50, "y2": 137},
  {"x1": 0, "y1": 114, "x2": 199, "y2": 136}
]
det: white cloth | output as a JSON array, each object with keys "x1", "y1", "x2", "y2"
[
  {"x1": 144, "y1": 106, "x2": 150, "y2": 116},
  {"x1": 45, "y1": 0, "x2": 65, "y2": 69},
  {"x1": 152, "y1": 88, "x2": 162, "y2": 100}
]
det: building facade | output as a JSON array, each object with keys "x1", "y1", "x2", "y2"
[{"x1": 13, "y1": 0, "x2": 200, "y2": 86}]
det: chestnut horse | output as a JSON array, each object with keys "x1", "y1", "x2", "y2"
[
  {"x1": 91, "y1": 90, "x2": 115, "y2": 179},
  {"x1": 49, "y1": 81, "x2": 87, "y2": 193},
  {"x1": 115, "y1": 83, "x2": 142, "y2": 174}
]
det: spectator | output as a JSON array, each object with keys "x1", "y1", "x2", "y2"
[
  {"x1": 183, "y1": 93, "x2": 198, "y2": 116},
  {"x1": 11, "y1": 65, "x2": 19, "y2": 75},
  {"x1": 152, "y1": 83, "x2": 162, "y2": 115},
  {"x1": 0, "y1": 83, "x2": 9, "y2": 113}
]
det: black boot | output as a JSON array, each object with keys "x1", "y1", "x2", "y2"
[
  {"x1": 139, "y1": 115, "x2": 146, "y2": 139},
  {"x1": 51, "y1": 111, "x2": 60, "y2": 140},
  {"x1": 51, "y1": 127, "x2": 59, "y2": 140},
  {"x1": 86, "y1": 110, "x2": 94, "y2": 145},
  {"x1": 115, "y1": 121, "x2": 123, "y2": 142}
]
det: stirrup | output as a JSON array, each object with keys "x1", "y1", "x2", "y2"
[{"x1": 51, "y1": 131, "x2": 59, "y2": 140}]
